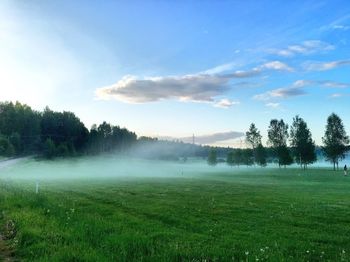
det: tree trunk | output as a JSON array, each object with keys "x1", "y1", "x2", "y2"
[{"x1": 333, "y1": 161, "x2": 336, "y2": 171}]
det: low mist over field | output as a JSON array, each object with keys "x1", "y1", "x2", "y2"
[
  {"x1": 0, "y1": 157, "x2": 233, "y2": 181},
  {"x1": 1, "y1": 152, "x2": 349, "y2": 183}
]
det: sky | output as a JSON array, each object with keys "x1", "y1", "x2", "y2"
[{"x1": 1, "y1": 0, "x2": 350, "y2": 146}]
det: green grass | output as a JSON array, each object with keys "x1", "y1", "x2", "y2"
[{"x1": 1, "y1": 167, "x2": 350, "y2": 261}]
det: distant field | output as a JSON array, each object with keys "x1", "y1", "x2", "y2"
[{"x1": 1, "y1": 159, "x2": 350, "y2": 261}]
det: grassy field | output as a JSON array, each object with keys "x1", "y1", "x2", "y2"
[{"x1": 1, "y1": 163, "x2": 350, "y2": 261}]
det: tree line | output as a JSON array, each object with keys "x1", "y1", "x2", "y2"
[
  {"x1": 0, "y1": 101, "x2": 226, "y2": 160},
  {"x1": 0, "y1": 101, "x2": 137, "y2": 159},
  {"x1": 208, "y1": 114, "x2": 349, "y2": 170},
  {"x1": 0, "y1": 101, "x2": 348, "y2": 170}
]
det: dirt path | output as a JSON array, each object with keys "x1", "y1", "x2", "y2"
[{"x1": 0, "y1": 234, "x2": 15, "y2": 261}]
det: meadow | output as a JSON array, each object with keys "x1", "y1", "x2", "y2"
[{"x1": 1, "y1": 157, "x2": 350, "y2": 261}]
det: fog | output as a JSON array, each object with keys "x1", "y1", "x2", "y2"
[
  {"x1": 0, "y1": 153, "x2": 349, "y2": 183},
  {"x1": 0, "y1": 156, "x2": 234, "y2": 182}
]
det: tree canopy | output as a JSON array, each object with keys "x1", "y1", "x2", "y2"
[
  {"x1": 267, "y1": 119, "x2": 293, "y2": 167},
  {"x1": 207, "y1": 149, "x2": 218, "y2": 166},
  {"x1": 322, "y1": 113, "x2": 349, "y2": 170},
  {"x1": 290, "y1": 115, "x2": 317, "y2": 169}
]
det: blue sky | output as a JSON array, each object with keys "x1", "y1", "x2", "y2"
[{"x1": 1, "y1": 0, "x2": 350, "y2": 146}]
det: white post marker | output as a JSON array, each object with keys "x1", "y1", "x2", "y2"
[{"x1": 36, "y1": 181, "x2": 39, "y2": 194}]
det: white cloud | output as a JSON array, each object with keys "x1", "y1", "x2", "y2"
[
  {"x1": 265, "y1": 102, "x2": 280, "y2": 108},
  {"x1": 96, "y1": 74, "x2": 230, "y2": 103},
  {"x1": 254, "y1": 86, "x2": 306, "y2": 101},
  {"x1": 330, "y1": 93, "x2": 343, "y2": 98},
  {"x1": 331, "y1": 25, "x2": 350, "y2": 31},
  {"x1": 259, "y1": 61, "x2": 294, "y2": 71},
  {"x1": 202, "y1": 62, "x2": 236, "y2": 74},
  {"x1": 214, "y1": 99, "x2": 240, "y2": 108},
  {"x1": 320, "y1": 81, "x2": 349, "y2": 88},
  {"x1": 270, "y1": 40, "x2": 334, "y2": 57},
  {"x1": 293, "y1": 79, "x2": 349, "y2": 88},
  {"x1": 330, "y1": 93, "x2": 350, "y2": 98},
  {"x1": 254, "y1": 79, "x2": 349, "y2": 101},
  {"x1": 303, "y1": 60, "x2": 350, "y2": 71},
  {"x1": 96, "y1": 61, "x2": 293, "y2": 106}
]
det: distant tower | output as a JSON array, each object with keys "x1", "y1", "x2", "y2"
[{"x1": 192, "y1": 134, "x2": 195, "y2": 144}]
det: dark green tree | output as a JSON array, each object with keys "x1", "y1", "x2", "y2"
[
  {"x1": 322, "y1": 113, "x2": 349, "y2": 170},
  {"x1": 207, "y1": 149, "x2": 217, "y2": 166},
  {"x1": 0, "y1": 101, "x2": 41, "y2": 154},
  {"x1": 232, "y1": 149, "x2": 243, "y2": 166},
  {"x1": 255, "y1": 143, "x2": 267, "y2": 167},
  {"x1": 267, "y1": 119, "x2": 293, "y2": 167},
  {"x1": 226, "y1": 151, "x2": 234, "y2": 166},
  {"x1": 43, "y1": 138, "x2": 56, "y2": 159},
  {"x1": 278, "y1": 145, "x2": 293, "y2": 167},
  {"x1": 290, "y1": 115, "x2": 316, "y2": 169},
  {"x1": 241, "y1": 148, "x2": 254, "y2": 166},
  {"x1": 0, "y1": 137, "x2": 15, "y2": 156},
  {"x1": 9, "y1": 132, "x2": 21, "y2": 154}
]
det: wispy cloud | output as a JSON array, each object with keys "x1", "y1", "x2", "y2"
[
  {"x1": 265, "y1": 102, "x2": 280, "y2": 108},
  {"x1": 202, "y1": 62, "x2": 236, "y2": 74},
  {"x1": 214, "y1": 99, "x2": 240, "y2": 108},
  {"x1": 330, "y1": 25, "x2": 350, "y2": 31},
  {"x1": 293, "y1": 79, "x2": 349, "y2": 88},
  {"x1": 96, "y1": 61, "x2": 292, "y2": 106},
  {"x1": 303, "y1": 59, "x2": 350, "y2": 71},
  {"x1": 259, "y1": 61, "x2": 294, "y2": 71},
  {"x1": 254, "y1": 86, "x2": 306, "y2": 101},
  {"x1": 230, "y1": 81, "x2": 262, "y2": 89},
  {"x1": 161, "y1": 131, "x2": 245, "y2": 144},
  {"x1": 269, "y1": 40, "x2": 334, "y2": 57},
  {"x1": 320, "y1": 15, "x2": 350, "y2": 31},
  {"x1": 253, "y1": 79, "x2": 348, "y2": 101},
  {"x1": 329, "y1": 93, "x2": 350, "y2": 98}
]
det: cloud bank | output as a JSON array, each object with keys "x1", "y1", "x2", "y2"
[
  {"x1": 96, "y1": 74, "x2": 230, "y2": 103},
  {"x1": 95, "y1": 61, "x2": 292, "y2": 106}
]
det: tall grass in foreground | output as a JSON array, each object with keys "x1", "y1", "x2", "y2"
[{"x1": 1, "y1": 168, "x2": 350, "y2": 261}]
